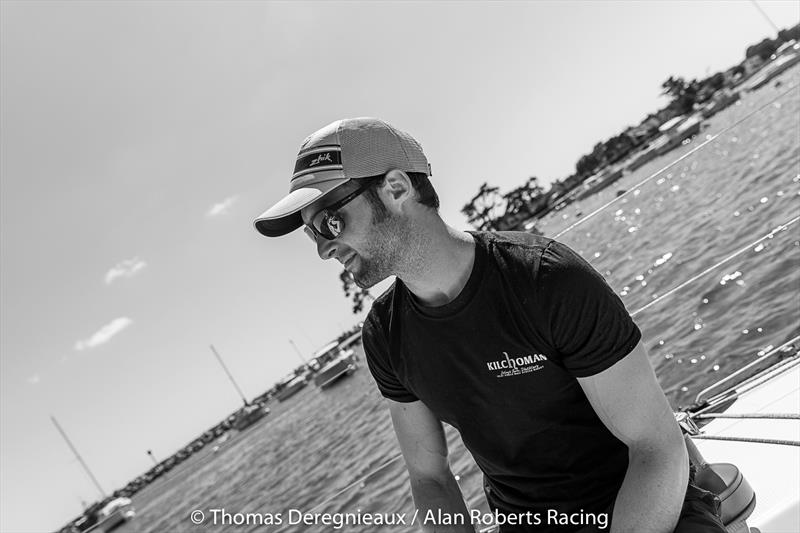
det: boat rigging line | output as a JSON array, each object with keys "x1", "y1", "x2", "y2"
[
  {"x1": 695, "y1": 335, "x2": 800, "y2": 405},
  {"x1": 693, "y1": 413, "x2": 800, "y2": 420},
  {"x1": 690, "y1": 434, "x2": 799, "y2": 447},
  {"x1": 553, "y1": 82, "x2": 799, "y2": 240},
  {"x1": 630, "y1": 215, "x2": 800, "y2": 317}
]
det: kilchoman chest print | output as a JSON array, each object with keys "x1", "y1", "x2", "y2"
[{"x1": 486, "y1": 351, "x2": 549, "y2": 378}]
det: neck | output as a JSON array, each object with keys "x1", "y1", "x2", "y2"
[{"x1": 395, "y1": 214, "x2": 476, "y2": 307}]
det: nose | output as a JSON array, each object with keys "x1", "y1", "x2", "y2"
[{"x1": 315, "y1": 235, "x2": 338, "y2": 260}]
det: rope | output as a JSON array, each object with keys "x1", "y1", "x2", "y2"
[
  {"x1": 693, "y1": 413, "x2": 800, "y2": 420},
  {"x1": 691, "y1": 434, "x2": 800, "y2": 447},
  {"x1": 552, "y1": 82, "x2": 800, "y2": 240},
  {"x1": 630, "y1": 216, "x2": 800, "y2": 317}
]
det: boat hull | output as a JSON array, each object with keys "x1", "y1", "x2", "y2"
[
  {"x1": 314, "y1": 351, "x2": 358, "y2": 389},
  {"x1": 275, "y1": 377, "x2": 307, "y2": 402}
]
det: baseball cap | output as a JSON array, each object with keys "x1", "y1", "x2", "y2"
[{"x1": 253, "y1": 117, "x2": 431, "y2": 237}]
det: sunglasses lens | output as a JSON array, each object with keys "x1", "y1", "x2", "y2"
[
  {"x1": 325, "y1": 214, "x2": 343, "y2": 238},
  {"x1": 311, "y1": 211, "x2": 341, "y2": 240},
  {"x1": 303, "y1": 226, "x2": 317, "y2": 242}
]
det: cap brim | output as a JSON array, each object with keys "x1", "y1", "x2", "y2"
[{"x1": 253, "y1": 175, "x2": 349, "y2": 237}]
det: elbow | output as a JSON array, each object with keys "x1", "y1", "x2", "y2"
[
  {"x1": 667, "y1": 422, "x2": 690, "y2": 472},
  {"x1": 666, "y1": 436, "x2": 690, "y2": 482},
  {"x1": 629, "y1": 426, "x2": 689, "y2": 476}
]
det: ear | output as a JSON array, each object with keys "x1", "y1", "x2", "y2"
[{"x1": 380, "y1": 170, "x2": 413, "y2": 211}]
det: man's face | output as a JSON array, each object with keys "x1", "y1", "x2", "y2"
[{"x1": 301, "y1": 180, "x2": 406, "y2": 289}]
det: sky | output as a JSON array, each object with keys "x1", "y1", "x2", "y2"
[{"x1": 1, "y1": 1, "x2": 798, "y2": 531}]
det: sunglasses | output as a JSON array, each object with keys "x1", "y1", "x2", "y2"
[{"x1": 303, "y1": 179, "x2": 376, "y2": 242}]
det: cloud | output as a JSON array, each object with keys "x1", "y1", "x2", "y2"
[
  {"x1": 26, "y1": 374, "x2": 41, "y2": 385},
  {"x1": 74, "y1": 317, "x2": 133, "y2": 351},
  {"x1": 206, "y1": 195, "x2": 238, "y2": 217},
  {"x1": 104, "y1": 257, "x2": 147, "y2": 285}
]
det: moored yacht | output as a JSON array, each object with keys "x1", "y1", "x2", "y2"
[{"x1": 314, "y1": 349, "x2": 358, "y2": 389}]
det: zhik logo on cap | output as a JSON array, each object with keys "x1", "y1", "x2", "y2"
[{"x1": 293, "y1": 146, "x2": 342, "y2": 180}]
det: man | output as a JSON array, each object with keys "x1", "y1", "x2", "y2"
[{"x1": 253, "y1": 117, "x2": 726, "y2": 532}]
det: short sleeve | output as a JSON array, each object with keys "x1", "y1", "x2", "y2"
[
  {"x1": 536, "y1": 240, "x2": 641, "y2": 377},
  {"x1": 362, "y1": 309, "x2": 419, "y2": 402}
]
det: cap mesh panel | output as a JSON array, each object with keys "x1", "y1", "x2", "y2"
[{"x1": 340, "y1": 118, "x2": 429, "y2": 179}]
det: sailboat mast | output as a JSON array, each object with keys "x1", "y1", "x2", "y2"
[
  {"x1": 749, "y1": 0, "x2": 780, "y2": 34},
  {"x1": 209, "y1": 344, "x2": 249, "y2": 406},
  {"x1": 288, "y1": 339, "x2": 308, "y2": 365},
  {"x1": 50, "y1": 415, "x2": 106, "y2": 498}
]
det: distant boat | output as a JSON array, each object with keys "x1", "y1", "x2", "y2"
[
  {"x1": 627, "y1": 113, "x2": 705, "y2": 172},
  {"x1": 574, "y1": 167, "x2": 625, "y2": 201},
  {"x1": 211, "y1": 432, "x2": 231, "y2": 453},
  {"x1": 655, "y1": 114, "x2": 703, "y2": 156},
  {"x1": 338, "y1": 330, "x2": 363, "y2": 351},
  {"x1": 314, "y1": 349, "x2": 358, "y2": 389},
  {"x1": 232, "y1": 403, "x2": 270, "y2": 431},
  {"x1": 701, "y1": 89, "x2": 740, "y2": 119},
  {"x1": 84, "y1": 497, "x2": 135, "y2": 533},
  {"x1": 746, "y1": 51, "x2": 800, "y2": 92},
  {"x1": 275, "y1": 375, "x2": 308, "y2": 402}
]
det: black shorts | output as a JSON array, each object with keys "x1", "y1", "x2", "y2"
[{"x1": 673, "y1": 481, "x2": 727, "y2": 533}]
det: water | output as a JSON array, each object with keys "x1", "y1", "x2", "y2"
[{"x1": 113, "y1": 69, "x2": 800, "y2": 533}]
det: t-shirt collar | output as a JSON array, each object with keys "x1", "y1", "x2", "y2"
[{"x1": 400, "y1": 231, "x2": 487, "y2": 318}]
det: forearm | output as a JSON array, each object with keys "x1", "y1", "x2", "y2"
[
  {"x1": 410, "y1": 471, "x2": 474, "y2": 533},
  {"x1": 611, "y1": 443, "x2": 689, "y2": 533}
]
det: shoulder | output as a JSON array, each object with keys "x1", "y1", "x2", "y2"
[
  {"x1": 536, "y1": 239, "x2": 602, "y2": 287},
  {"x1": 473, "y1": 229, "x2": 552, "y2": 252},
  {"x1": 533, "y1": 239, "x2": 613, "y2": 308},
  {"x1": 471, "y1": 230, "x2": 554, "y2": 280}
]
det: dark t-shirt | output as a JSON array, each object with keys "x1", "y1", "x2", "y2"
[{"x1": 362, "y1": 231, "x2": 642, "y2": 531}]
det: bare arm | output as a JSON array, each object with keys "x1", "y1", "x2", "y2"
[
  {"x1": 577, "y1": 341, "x2": 688, "y2": 533},
  {"x1": 388, "y1": 399, "x2": 474, "y2": 533}
]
